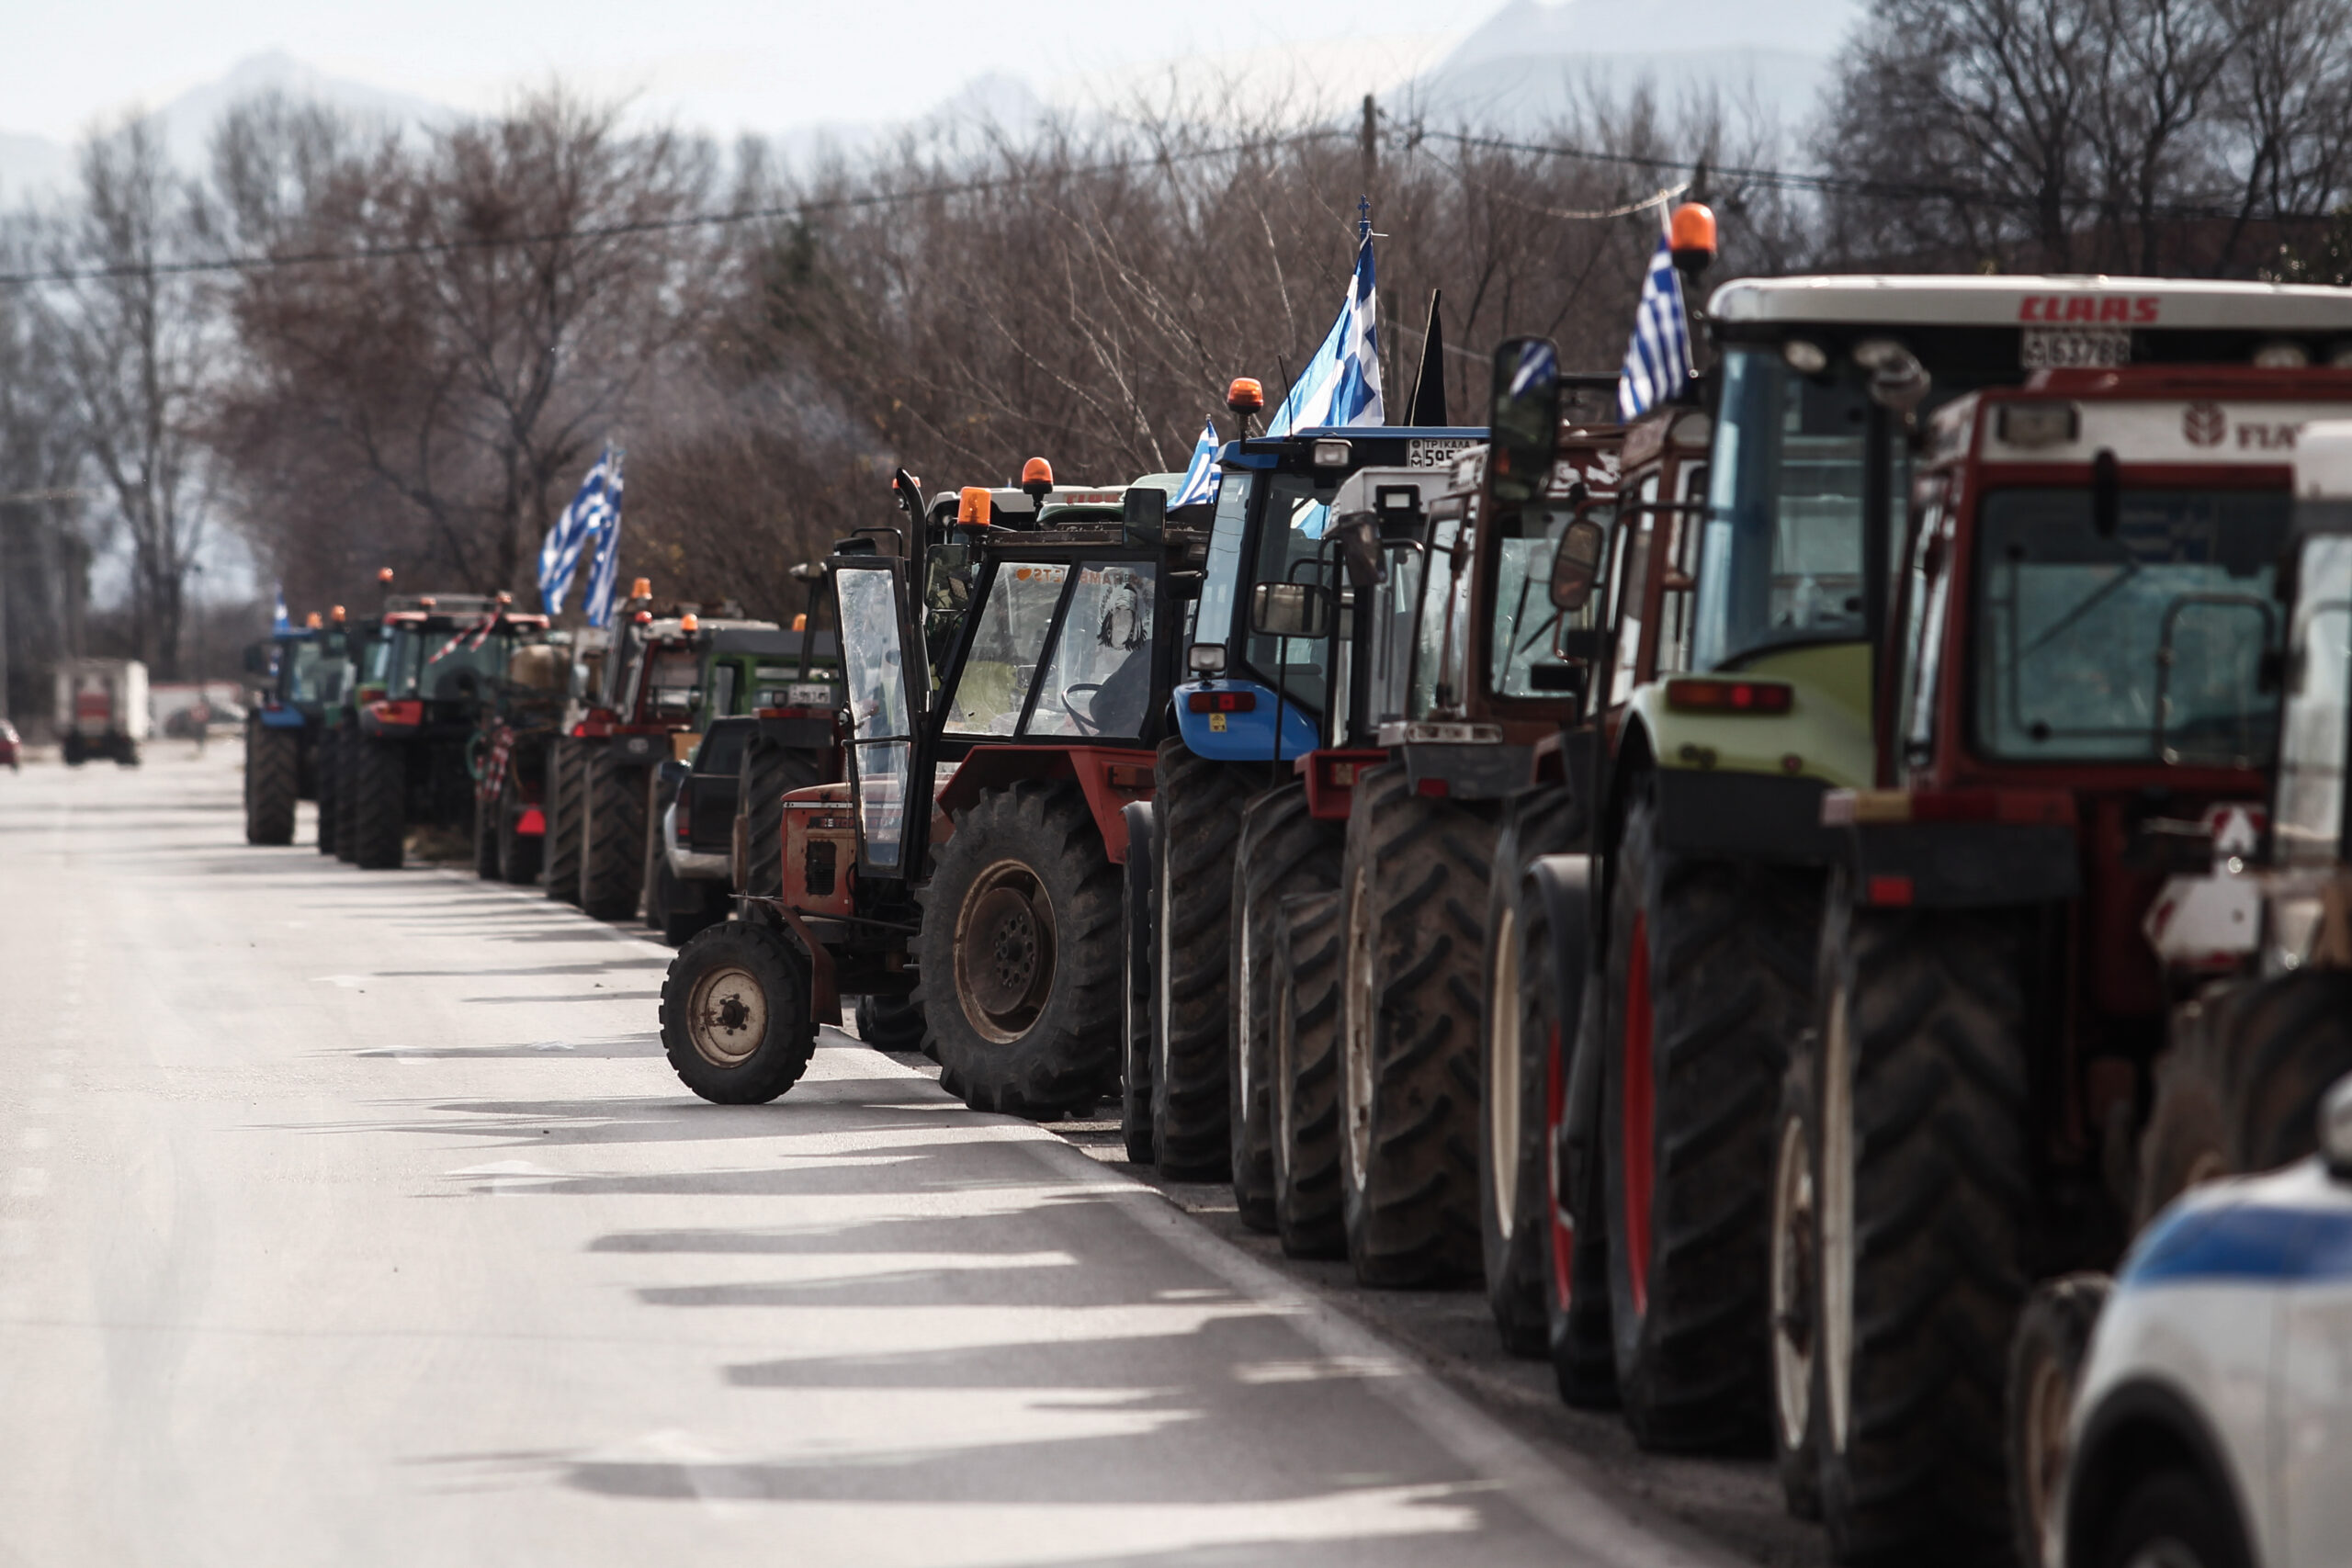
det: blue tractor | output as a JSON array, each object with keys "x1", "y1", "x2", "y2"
[{"x1": 243, "y1": 612, "x2": 354, "y2": 846}]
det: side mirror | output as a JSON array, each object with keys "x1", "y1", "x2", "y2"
[
  {"x1": 2091, "y1": 448, "x2": 2121, "y2": 539},
  {"x1": 1489, "y1": 336, "x2": 1562, "y2": 505},
  {"x1": 1123, "y1": 485, "x2": 1168, "y2": 543},
  {"x1": 1250, "y1": 582, "x2": 1334, "y2": 639},
  {"x1": 1549, "y1": 516, "x2": 1607, "y2": 612}
]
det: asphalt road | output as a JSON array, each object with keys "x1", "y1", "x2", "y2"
[{"x1": 0, "y1": 743, "x2": 1791, "y2": 1568}]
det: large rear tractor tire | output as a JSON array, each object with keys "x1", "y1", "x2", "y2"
[
  {"x1": 543, "y1": 737, "x2": 583, "y2": 902},
  {"x1": 351, "y1": 736, "x2": 407, "y2": 870},
  {"x1": 314, "y1": 727, "x2": 342, "y2": 854},
  {"x1": 1337, "y1": 762, "x2": 1495, "y2": 1287},
  {"x1": 333, "y1": 728, "x2": 363, "y2": 862},
  {"x1": 1769, "y1": 1043, "x2": 1824, "y2": 1518},
  {"x1": 660, "y1": 920, "x2": 820, "y2": 1103},
  {"x1": 472, "y1": 787, "x2": 502, "y2": 878},
  {"x1": 1272, "y1": 890, "x2": 1346, "y2": 1258},
  {"x1": 1815, "y1": 900, "x2": 2033, "y2": 1566},
  {"x1": 1601, "y1": 786, "x2": 1818, "y2": 1450},
  {"x1": 918, "y1": 780, "x2": 1122, "y2": 1118},
  {"x1": 244, "y1": 724, "x2": 300, "y2": 846},
  {"x1": 1230, "y1": 784, "x2": 1342, "y2": 1232},
  {"x1": 1478, "y1": 784, "x2": 1581, "y2": 1356},
  {"x1": 1151, "y1": 739, "x2": 1260, "y2": 1177},
  {"x1": 737, "y1": 737, "x2": 825, "y2": 901},
  {"x1": 580, "y1": 749, "x2": 648, "y2": 919},
  {"x1": 2007, "y1": 1272, "x2": 2111, "y2": 1568},
  {"x1": 1120, "y1": 800, "x2": 1157, "y2": 1164}
]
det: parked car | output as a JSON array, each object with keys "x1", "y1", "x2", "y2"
[{"x1": 2053, "y1": 1074, "x2": 2352, "y2": 1568}]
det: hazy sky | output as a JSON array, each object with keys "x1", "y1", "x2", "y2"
[{"x1": 6, "y1": 0, "x2": 1494, "y2": 141}]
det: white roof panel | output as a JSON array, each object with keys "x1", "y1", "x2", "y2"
[{"x1": 1711, "y1": 275, "x2": 2352, "y2": 332}]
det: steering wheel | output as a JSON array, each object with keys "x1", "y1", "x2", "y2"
[{"x1": 1060, "y1": 682, "x2": 1105, "y2": 737}]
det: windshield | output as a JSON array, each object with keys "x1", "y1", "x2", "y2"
[
  {"x1": 1194, "y1": 475, "x2": 1250, "y2": 656},
  {"x1": 283, "y1": 640, "x2": 334, "y2": 705},
  {"x1": 1028, "y1": 563, "x2": 1157, "y2": 739},
  {"x1": 944, "y1": 561, "x2": 1068, "y2": 737},
  {"x1": 639, "y1": 647, "x2": 699, "y2": 722},
  {"x1": 2276, "y1": 533, "x2": 2352, "y2": 864},
  {"x1": 382, "y1": 625, "x2": 512, "y2": 701},
  {"x1": 1489, "y1": 502, "x2": 1578, "y2": 697},
  {"x1": 1974, "y1": 488, "x2": 2288, "y2": 764},
  {"x1": 1242, "y1": 473, "x2": 1332, "y2": 715}
]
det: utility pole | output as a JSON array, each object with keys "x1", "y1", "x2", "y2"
[{"x1": 1360, "y1": 94, "x2": 1377, "y2": 202}]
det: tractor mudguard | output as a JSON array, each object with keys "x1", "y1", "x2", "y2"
[
  {"x1": 1172, "y1": 676, "x2": 1320, "y2": 761},
  {"x1": 1825, "y1": 788, "x2": 2084, "y2": 908},
  {"x1": 1526, "y1": 853, "x2": 1600, "y2": 1217},
  {"x1": 1401, "y1": 740, "x2": 1534, "y2": 802},
  {"x1": 935, "y1": 745, "x2": 1155, "y2": 863}
]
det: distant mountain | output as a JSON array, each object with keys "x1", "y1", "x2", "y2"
[
  {"x1": 1399, "y1": 0, "x2": 1862, "y2": 136},
  {"x1": 0, "y1": 131, "x2": 72, "y2": 209}
]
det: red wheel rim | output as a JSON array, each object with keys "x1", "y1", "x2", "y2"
[{"x1": 1621, "y1": 909, "x2": 1655, "y2": 1316}]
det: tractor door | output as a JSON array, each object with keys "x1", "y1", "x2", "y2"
[{"x1": 831, "y1": 557, "x2": 926, "y2": 877}]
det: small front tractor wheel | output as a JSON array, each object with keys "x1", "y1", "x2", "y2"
[
  {"x1": 497, "y1": 770, "x2": 541, "y2": 886},
  {"x1": 471, "y1": 786, "x2": 502, "y2": 878},
  {"x1": 1336, "y1": 762, "x2": 1495, "y2": 1287},
  {"x1": 333, "y1": 728, "x2": 363, "y2": 861},
  {"x1": 543, "y1": 737, "x2": 584, "y2": 902},
  {"x1": 661, "y1": 919, "x2": 820, "y2": 1103},
  {"x1": 244, "y1": 722, "x2": 300, "y2": 846},
  {"x1": 2006, "y1": 1272, "x2": 2112, "y2": 1568},
  {"x1": 1769, "y1": 1043, "x2": 1823, "y2": 1518},
  {"x1": 1477, "y1": 784, "x2": 1581, "y2": 1355},
  {"x1": 579, "y1": 747, "x2": 648, "y2": 919},
  {"x1": 351, "y1": 736, "x2": 407, "y2": 870},
  {"x1": 1120, "y1": 800, "x2": 1157, "y2": 1163},
  {"x1": 1230, "y1": 784, "x2": 1342, "y2": 1231},
  {"x1": 919, "y1": 780, "x2": 1122, "y2": 1118},
  {"x1": 1150, "y1": 737, "x2": 1260, "y2": 1176}
]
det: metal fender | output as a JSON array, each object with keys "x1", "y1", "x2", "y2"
[
  {"x1": 1622, "y1": 639, "x2": 1875, "y2": 794},
  {"x1": 1525, "y1": 853, "x2": 1601, "y2": 1221},
  {"x1": 1172, "y1": 677, "x2": 1320, "y2": 761}
]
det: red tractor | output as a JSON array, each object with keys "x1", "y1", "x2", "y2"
[{"x1": 657, "y1": 471, "x2": 1201, "y2": 1109}]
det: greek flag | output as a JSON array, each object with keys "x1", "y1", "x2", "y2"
[
  {"x1": 1618, "y1": 231, "x2": 1691, "y2": 421},
  {"x1": 539, "y1": 446, "x2": 621, "y2": 615},
  {"x1": 1170, "y1": 419, "x2": 1221, "y2": 509},
  {"x1": 1267, "y1": 233, "x2": 1384, "y2": 438},
  {"x1": 582, "y1": 448, "x2": 626, "y2": 629},
  {"x1": 271, "y1": 586, "x2": 290, "y2": 636}
]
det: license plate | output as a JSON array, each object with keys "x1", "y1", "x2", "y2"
[
  {"x1": 1406, "y1": 436, "x2": 1477, "y2": 468},
  {"x1": 2021, "y1": 327, "x2": 2130, "y2": 368},
  {"x1": 787, "y1": 683, "x2": 838, "y2": 707}
]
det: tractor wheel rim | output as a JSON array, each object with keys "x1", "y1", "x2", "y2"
[
  {"x1": 2023, "y1": 1348, "x2": 2075, "y2": 1555},
  {"x1": 1343, "y1": 862, "x2": 1375, "y2": 1192},
  {"x1": 956, "y1": 859, "x2": 1056, "y2": 1043},
  {"x1": 1821, "y1": 981, "x2": 1856, "y2": 1456},
  {"x1": 1770, "y1": 1104, "x2": 1815, "y2": 1453},
  {"x1": 687, "y1": 963, "x2": 767, "y2": 1067},
  {"x1": 1489, "y1": 902, "x2": 1521, "y2": 1240}
]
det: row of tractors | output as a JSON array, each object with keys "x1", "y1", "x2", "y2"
[{"x1": 243, "y1": 208, "x2": 2352, "y2": 1565}]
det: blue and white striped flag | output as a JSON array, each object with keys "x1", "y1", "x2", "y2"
[
  {"x1": 271, "y1": 585, "x2": 290, "y2": 635},
  {"x1": 582, "y1": 448, "x2": 626, "y2": 629},
  {"x1": 539, "y1": 446, "x2": 621, "y2": 616},
  {"x1": 1618, "y1": 230, "x2": 1691, "y2": 421},
  {"x1": 1170, "y1": 419, "x2": 1221, "y2": 509},
  {"x1": 1268, "y1": 233, "x2": 1385, "y2": 438}
]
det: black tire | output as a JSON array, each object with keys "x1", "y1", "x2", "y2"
[
  {"x1": 333, "y1": 725, "x2": 362, "y2": 862},
  {"x1": 497, "y1": 768, "x2": 542, "y2": 886},
  {"x1": 315, "y1": 727, "x2": 342, "y2": 854},
  {"x1": 351, "y1": 736, "x2": 407, "y2": 870},
  {"x1": 1601, "y1": 785, "x2": 1817, "y2": 1450},
  {"x1": 660, "y1": 875, "x2": 721, "y2": 947},
  {"x1": 660, "y1": 919, "x2": 820, "y2": 1103},
  {"x1": 856, "y1": 994, "x2": 928, "y2": 1052},
  {"x1": 1816, "y1": 901, "x2": 2033, "y2": 1567},
  {"x1": 1540, "y1": 910, "x2": 1616, "y2": 1408},
  {"x1": 1769, "y1": 1043, "x2": 1824, "y2": 1518},
  {"x1": 2091, "y1": 1467, "x2": 2250, "y2": 1568},
  {"x1": 1337, "y1": 762, "x2": 1495, "y2": 1287},
  {"x1": 1230, "y1": 784, "x2": 1343, "y2": 1232},
  {"x1": 2007, "y1": 1272, "x2": 2111, "y2": 1568},
  {"x1": 642, "y1": 768, "x2": 677, "y2": 929},
  {"x1": 1272, "y1": 889, "x2": 1346, "y2": 1258},
  {"x1": 1151, "y1": 738, "x2": 1260, "y2": 1177},
  {"x1": 2222, "y1": 969, "x2": 2352, "y2": 1174},
  {"x1": 245, "y1": 724, "x2": 300, "y2": 846},
  {"x1": 1120, "y1": 800, "x2": 1157, "y2": 1164},
  {"x1": 62, "y1": 732, "x2": 85, "y2": 766},
  {"x1": 917, "y1": 780, "x2": 1122, "y2": 1117},
  {"x1": 543, "y1": 737, "x2": 583, "y2": 902},
  {"x1": 471, "y1": 782, "x2": 501, "y2": 878},
  {"x1": 580, "y1": 747, "x2": 648, "y2": 919},
  {"x1": 739, "y1": 737, "x2": 825, "y2": 901},
  {"x1": 1478, "y1": 785, "x2": 1580, "y2": 1356}
]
